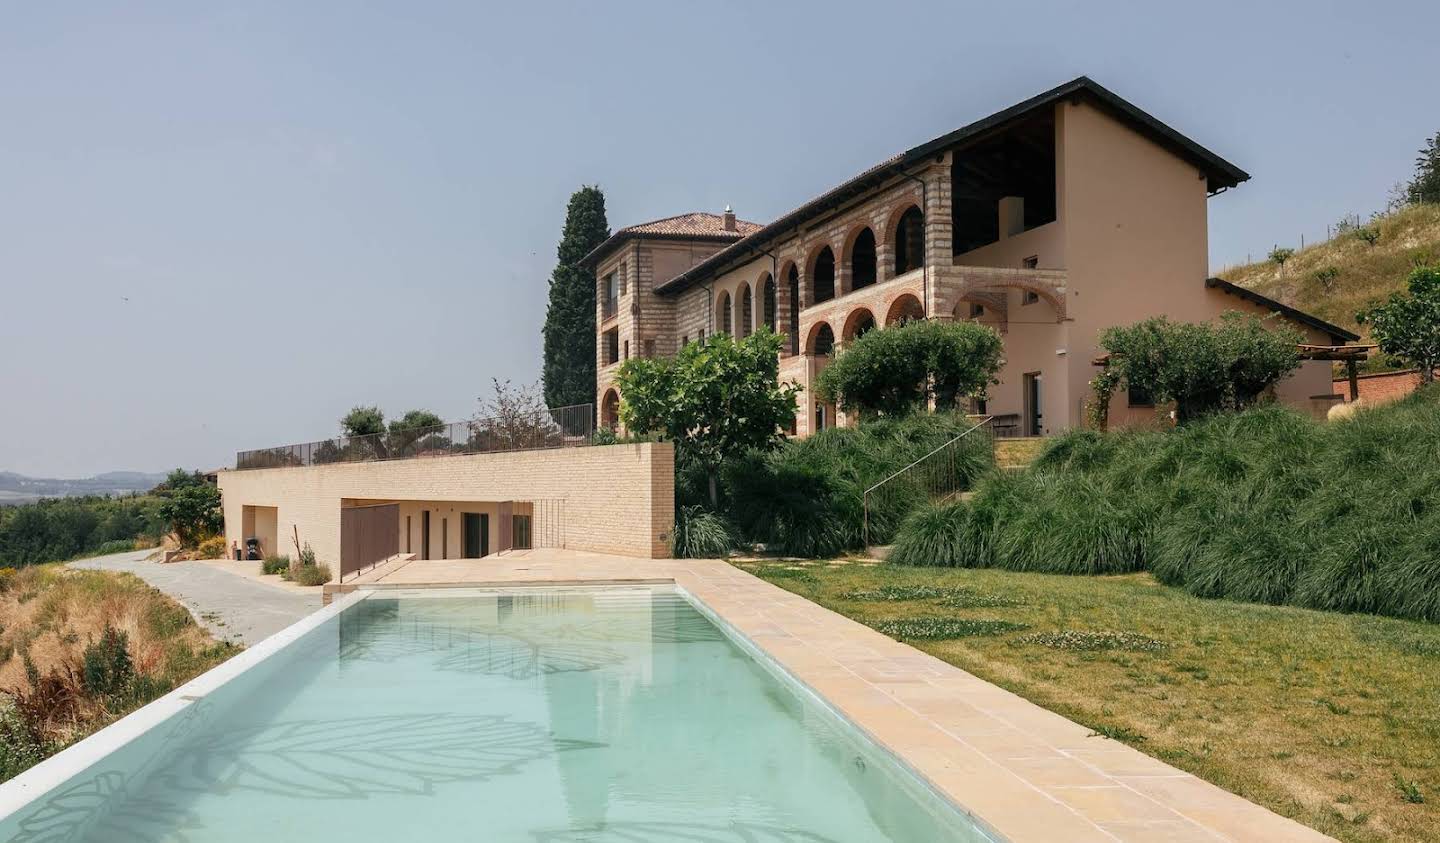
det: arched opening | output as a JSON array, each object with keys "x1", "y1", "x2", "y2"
[
  {"x1": 850, "y1": 228, "x2": 877, "y2": 290},
  {"x1": 812, "y1": 246, "x2": 835, "y2": 304},
  {"x1": 762, "y1": 274, "x2": 777, "y2": 331},
  {"x1": 718, "y1": 291, "x2": 732, "y2": 334},
  {"x1": 886, "y1": 294, "x2": 924, "y2": 327},
  {"x1": 740, "y1": 284, "x2": 753, "y2": 338},
  {"x1": 807, "y1": 322, "x2": 836, "y2": 356},
  {"x1": 786, "y1": 265, "x2": 800, "y2": 355},
  {"x1": 600, "y1": 390, "x2": 620, "y2": 431},
  {"x1": 894, "y1": 206, "x2": 925, "y2": 275},
  {"x1": 842, "y1": 308, "x2": 876, "y2": 343}
]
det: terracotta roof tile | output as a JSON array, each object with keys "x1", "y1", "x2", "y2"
[{"x1": 620, "y1": 212, "x2": 763, "y2": 238}]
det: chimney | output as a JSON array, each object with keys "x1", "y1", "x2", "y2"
[{"x1": 722, "y1": 205, "x2": 737, "y2": 232}]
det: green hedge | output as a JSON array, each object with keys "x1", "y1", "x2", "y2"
[{"x1": 891, "y1": 388, "x2": 1440, "y2": 622}]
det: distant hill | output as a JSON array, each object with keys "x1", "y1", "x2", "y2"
[
  {"x1": 1216, "y1": 204, "x2": 1440, "y2": 358},
  {"x1": 0, "y1": 470, "x2": 168, "y2": 505}
]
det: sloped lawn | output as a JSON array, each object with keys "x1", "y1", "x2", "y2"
[{"x1": 740, "y1": 560, "x2": 1440, "y2": 843}]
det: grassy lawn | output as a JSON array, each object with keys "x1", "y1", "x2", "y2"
[{"x1": 738, "y1": 560, "x2": 1440, "y2": 843}]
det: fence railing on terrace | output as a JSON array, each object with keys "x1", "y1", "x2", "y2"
[
  {"x1": 235, "y1": 403, "x2": 594, "y2": 470},
  {"x1": 862, "y1": 415, "x2": 996, "y2": 549}
]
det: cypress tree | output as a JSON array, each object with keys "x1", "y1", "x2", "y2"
[{"x1": 542, "y1": 186, "x2": 611, "y2": 409}]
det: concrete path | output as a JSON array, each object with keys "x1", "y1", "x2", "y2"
[{"x1": 70, "y1": 549, "x2": 318, "y2": 646}]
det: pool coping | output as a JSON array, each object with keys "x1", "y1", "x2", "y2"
[
  {"x1": 335, "y1": 556, "x2": 1336, "y2": 842},
  {"x1": 0, "y1": 589, "x2": 369, "y2": 822}
]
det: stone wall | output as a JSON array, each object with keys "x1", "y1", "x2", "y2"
[{"x1": 218, "y1": 442, "x2": 676, "y2": 565}]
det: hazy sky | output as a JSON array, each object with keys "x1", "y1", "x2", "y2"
[{"x1": 3, "y1": 1, "x2": 1436, "y2": 477}]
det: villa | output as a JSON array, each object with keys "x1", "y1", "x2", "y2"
[{"x1": 584, "y1": 76, "x2": 1358, "y2": 437}]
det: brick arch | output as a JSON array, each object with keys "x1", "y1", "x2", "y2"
[
  {"x1": 842, "y1": 224, "x2": 878, "y2": 292},
  {"x1": 938, "y1": 274, "x2": 1067, "y2": 321},
  {"x1": 884, "y1": 293, "x2": 924, "y2": 326},
  {"x1": 880, "y1": 197, "x2": 924, "y2": 246},
  {"x1": 805, "y1": 242, "x2": 837, "y2": 304},
  {"x1": 805, "y1": 320, "x2": 836, "y2": 355},
  {"x1": 600, "y1": 389, "x2": 620, "y2": 430},
  {"x1": 716, "y1": 289, "x2": 733, "y2": 333},
  {"x1": 738, "y1": 281, "x2": 753, "y2": 337},
  {"x1": 841, "y1": 307, "x2": 877, "y2": 342}
]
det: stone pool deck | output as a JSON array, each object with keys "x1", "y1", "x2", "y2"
[{"x1": 327, "y1": 550, "x2": 1331, "y2": 843}]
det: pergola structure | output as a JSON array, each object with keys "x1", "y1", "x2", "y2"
[{"x1": 1091, "y1": 343, "x2": 1375, "y2": 401}]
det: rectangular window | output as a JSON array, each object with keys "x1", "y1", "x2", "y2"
[
  {"x1": 604, "y1": 328, "x2": 620, "y2": 365},
  {"x1": 681, "y1": 334, "x2": 688, "y2": 346},
  {"x1": 698, "y1": 328, "x2": 706, "y2": 342},
  {"x1": 623, "y1": 340, "x2": 630, "y2": 361},
  {"x1": 513, "y1": 515, "x2": 532, "y2": 550},
  {"x1": 1127, "y1": 384, "x2": 1154, "y2": 407},
  {"x1": 1023, "y1": 255, "x2": 1039, "y2": 269},
  {"x1": 969, "y1": 303, "x2": 984, "y2": 319},
  {"x1": 814, "y1": 402, "x2": 827, "y2": 432},
  {"x1": 602, "y1": 273, "x2": 618, "y2": 319}
]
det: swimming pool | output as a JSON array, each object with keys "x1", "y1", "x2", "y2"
[{"x1": 0, "y1": 586, "x2": 994, "y2": 842}]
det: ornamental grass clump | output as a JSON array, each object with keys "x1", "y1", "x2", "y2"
[{"x1": 887, "y1": 386, "x2": 1440, "y2": 623}]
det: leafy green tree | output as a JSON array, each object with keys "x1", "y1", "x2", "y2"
[
  {"x1": 386, "y1": 409, "x2": 446, "y2": 455},
  {"x1": 1091, "y1": 312, "x2": 1302, "y2": 426},
  {"x1": 1268, "y1": 246, "x2": 1295, "y2": 273},
  {"x1": 617, "y1": 328, "x2": 798, "y2": 506},
  {"x1": 1358, "y1": 265, "x2": 1440, "y2": 384},
  {"x1": 1407, "y1": 131, "x2": 1440, "y2": 205},
  {"x1": 815, "y1": 319, "x2": 1003, "y2": 417},
  {"x1": 156, "y1": 469, "x2": 222, "y2": 548},
  {"x1": 340, "y1": 406, "x2": 386, "y2": 438},
  {"x1": 542, "y1": 186, "x2": 610, "y2": 410}
]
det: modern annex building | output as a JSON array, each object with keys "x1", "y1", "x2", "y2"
[{"x1": 584, "y1": 77, "x2": 1359, "y2": 437}]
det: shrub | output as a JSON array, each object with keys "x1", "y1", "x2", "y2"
[
  {"x1": 668, "y1": 506, "x2": 735, "y2": 558},
  {"x1": 81, "y1": 626, "x2": 134, "y2": 698},
  {"x1": 722, "y1": 412, "x2": 993, "y2": 556},
  {"x1": 894, "y1": 390, "x2": 1440, "y2": 622},
  {"x1": 261, "y1": 555, "x2": 291, "y2": 576},
  {"x1": 815, "y1": 319, "x2": 1003, "y2": 417},
  {"x1": 292, "y1": 564, "x2": 333, "y2": 587},
  {"x1": 0, "y1": 705, "x2": 49, "y2": 782},
  {"x1": 194, "y1": 535, "x2": 226, "y2": 559}
]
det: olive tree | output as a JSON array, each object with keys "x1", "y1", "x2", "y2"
[
  {"x1": 815, "y1": 319, "x2": 1003, "y2": 417},
  {"x1": 1091, "y1": 312, "x2": 1302, "y2": 427},
  {"x1": 1358, "y1": 265, "x2": 1440, "y2": 384},
  {"x1": 617, "y1": 328, "x2": 799, "y2": 506}
]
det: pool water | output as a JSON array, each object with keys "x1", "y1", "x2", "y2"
[{"x1": 1, "y1": 588, "x2": 992, "y2": 842}]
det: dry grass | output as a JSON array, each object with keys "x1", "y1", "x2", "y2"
[
  {"x1": 739, "y1": 561, "x2": 1440, "y2": 843},
  {"x1": 0, "y1": 564, "x2": 238, "y2": 772},
  {"x1": 1221, "y1": 203, "x2": 1440, "y2": 370}
]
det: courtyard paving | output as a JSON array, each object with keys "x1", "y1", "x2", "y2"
[{"x1": 71, "y1": 549, "x2": 319, "y2": 645}]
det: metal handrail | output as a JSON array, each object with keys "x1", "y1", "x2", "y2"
[
  {"x1": 862, "y1": 415, "x2": 994, "y2": 549},
  {"x1": 236, "y1": 403, "x2": 595, "y2": 470}
]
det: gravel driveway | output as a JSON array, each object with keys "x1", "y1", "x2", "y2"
[{"x1": 71, "y1": 549, "x2": 319, "y2": 645}]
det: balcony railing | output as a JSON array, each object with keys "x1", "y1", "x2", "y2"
[{"x1": 235, "y1": 403, "x2": 594, "y2": 471}]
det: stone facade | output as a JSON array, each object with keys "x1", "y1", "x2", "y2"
[
  {"x1": 218, "y1": 442, "x2": 676, "y2": 566},
  {"x1": 588, "y1": 82, "x2": 1355, "y2": 438}
]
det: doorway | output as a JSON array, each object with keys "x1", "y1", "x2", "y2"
[
  {"x1": 462, "y1": 513, "x2": 489, "y2": 559},
  {"x1": 1023, "y1": 372, "x2": 1043, "y2": 436},
  {"x1": 421, "y1": 511, "x2": 431, "y2": 559}
]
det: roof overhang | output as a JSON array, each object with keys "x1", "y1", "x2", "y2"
[
  {"x1": 654, "y1": 76, "x2": 1251, "y2": 297},
  {"x1": 1204, "y1": 277, "x2": 1360, "y2": 343}
]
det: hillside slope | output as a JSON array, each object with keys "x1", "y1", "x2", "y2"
[{"x1": 1218, "y1": 203, "x2": 1440, "y2": 352}]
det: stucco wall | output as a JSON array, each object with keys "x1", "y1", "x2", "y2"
[{"x1": 218, "y1": 442, "x2": 676, "y2": 566}]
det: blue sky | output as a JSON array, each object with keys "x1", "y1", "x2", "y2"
[{"x1": 2, "y1": 1, "x2": 1435, "y2": 476}]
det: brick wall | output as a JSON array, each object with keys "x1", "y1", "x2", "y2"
[
  {"x1": 1332, "y1": 369, "x2": 1438, "y2": 406},
  {"x1": 217, "y1": 442, "x2": 676, "y2": 565}
]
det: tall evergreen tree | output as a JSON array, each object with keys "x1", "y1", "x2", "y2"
[
  {"x1": 542, "y1": 186, "x2": 611, "y2": 409},
  {"x1": 1407, "y1": 131, "x2": 1440, "y2": 205}
]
